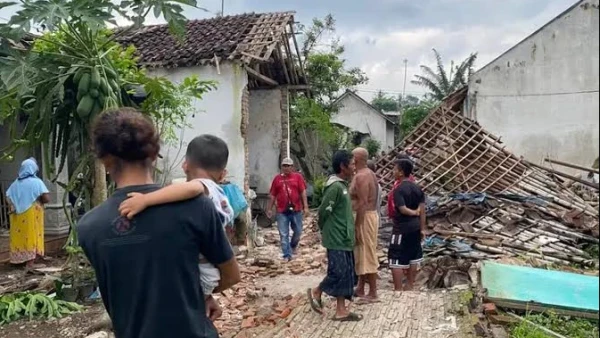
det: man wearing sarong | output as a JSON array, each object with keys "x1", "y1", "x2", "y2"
[
  {"x1": 308, "y1": 150, "x2": 361, "y2": 322},
  {"x1": 351, "y1": 148, "x2": 380, "y2": 300}
]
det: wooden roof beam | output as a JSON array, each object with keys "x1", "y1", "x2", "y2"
[{"x1": 244, "y1": 66, "x2": 279, "y2": 86}]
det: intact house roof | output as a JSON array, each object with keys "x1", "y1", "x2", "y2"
[
  {"x1": 115, "y1": 12, "x2": 308, "y2": 90},
  {"x1": 333, "y1": 90, "x2": 397, "y2": 125}
]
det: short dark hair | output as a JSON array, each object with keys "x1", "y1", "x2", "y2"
[
  {"x1": 332, "y1": 150, "x2": 353, "y2": 174},
  {"x1": 395, "y1": 159, "x2": 414, "y2": 176},
  {"x1": 92, "y1": 108, "x2": 160, "y2": 162},
  {"x1": 186, "y1": 134, "x2": 229, "y2": 171},
  {"x1": 397, "y1": 153, "x2": 411, "y2": 161}
]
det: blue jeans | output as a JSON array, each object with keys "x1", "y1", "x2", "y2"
[{"x1": 276, "y1": 212, "x2": 303, "y2": 259}]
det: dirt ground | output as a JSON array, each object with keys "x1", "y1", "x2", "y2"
[{"x1": 0, "y1": 303, "x2": 105, "y2": 338}]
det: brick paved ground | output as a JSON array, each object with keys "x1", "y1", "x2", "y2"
[{"x1": 242, "y1": 290, "x2": 474, "y2": 338}]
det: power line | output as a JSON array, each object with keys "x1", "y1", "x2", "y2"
[
  {"x1": 355, "y1": 88, "x2": 427, "y2": 96},
  {"x1": 477, "y1": 89, "x2": 599, "y2": 98}
]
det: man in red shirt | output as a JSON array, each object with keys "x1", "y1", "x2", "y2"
[{"x1": 267, "y1": 158, "x2": 309, "y2": 261}]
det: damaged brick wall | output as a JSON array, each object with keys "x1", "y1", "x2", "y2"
[
  {"x1": 241, "y1": 85, "x2": 250, "y2": 194},
  {"x1": 280, "y1": 87, "x2": 289, "y2": 159}
]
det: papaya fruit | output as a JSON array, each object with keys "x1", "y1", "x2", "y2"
[
  {"x1": 100, "y1": 78, "x2": 109, "y2": 95},
  {"x1": 76, "y1": 89, "x2": 85, "y2": 102},
  {"x1": 89, "y1": 88, "x2": 99, "y2": 99},
  {"x1": 76, "y1": 95, "x2": 94, "y2": 119},
  {"x1": 77, "y1": 73, "x2": 91, "y2": 95},
  {"x1": 90, "y1": 68, "x2": 101, "y2": 89},
  {"x1": 73, "y1": 67, "x2": 86, "y2": 84},
  {"x1": 104, "y1": 67, "x2": 118, "y2": 80},
  {"x1": 108, "y1": 79, "x2": 119, "y2": 93}
]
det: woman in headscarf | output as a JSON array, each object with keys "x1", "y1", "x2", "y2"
[{"x1": 5, "y1": 158, "x2": 50, "y2": 267}]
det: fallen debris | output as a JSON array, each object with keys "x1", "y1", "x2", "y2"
[{"x1": 375, "y1": 87, "x2": 599, "y2": 268}]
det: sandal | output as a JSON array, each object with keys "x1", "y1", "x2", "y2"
[
  {"x1": 307, "y1": 288, "x2": 323, "y2": 314},
  {"x1": 332, "y1": 312, "x2": 363, "y2": 322}
]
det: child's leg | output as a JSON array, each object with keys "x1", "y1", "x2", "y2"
[{"x1": 391, "y1": 268, "x2": 405, "y2": 291}]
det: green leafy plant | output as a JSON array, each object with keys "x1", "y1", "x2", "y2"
[
  {"x1": 511, "y1": 311, "x2": 599, "y2": 338},
  {"x1": 399, "y1": 101, "x2": 436, "y2": 139},
  {"x1": 0, "y1": 292, "x2": 83, "y2": 325},
  {"x1": 362, "y1": 138, "x2": 381, "y2": 158},
  {"x1": 310, "y1": 175, "x2": 328, "y2": 208},
  {"x1": 289, "y1": 14, "x2": 368, "y2": 180},
  {"x1": 0, "y1": 0, "x2": 204, "y2": 209},
  {"x1": 412, "y1": 49, "x2": 477, "y2": 101}
]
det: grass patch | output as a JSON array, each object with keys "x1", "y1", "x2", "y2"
[{"x1": 510, "y1": 311, "x2": 599, "y2": 338}]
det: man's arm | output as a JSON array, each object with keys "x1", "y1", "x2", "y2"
[
  {"x1": 317, "y1": 183, "x2": 339, "y2": 230},
  {"x1": 353, "y1": 174, "x2": 369, "y2": 234},
  {"x1": 399, "y1": 205, "x2": 420, "y2": 216},
  {"x1": 39, "y1": 193, "x2": 50, "y2": 204},
  {"x1": 298, "y1": 175, "x2": 309, "y2": 212},
  {"x1": 213, "y1": 259, "x2": 241, "y2": 293},
  {"x1": 393, "y1": 187, "x2": 418, "y2": 216},
  {"x1": 119, "y1": 180, "x2": 205, "y2": 218},
  {"x1": 419, "y1": 203, "x2": 426, "y2": 231},
  {"x1": 266, "y1": 178, "x2": 278, "y2": 218},
  {"x1": 191, "y1": 199, "x2": 241, "y2": 293}
]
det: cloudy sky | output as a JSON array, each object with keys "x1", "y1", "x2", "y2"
[{"x1": 1, "y1": 0, "x2": 577, "y2": 100}]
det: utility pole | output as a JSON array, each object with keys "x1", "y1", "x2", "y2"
[
  {"x1": 402, "y1": 59, "x2": 408, "y2": 100},
  {"x1": 219, "y1": 0, "x2": 224, "y2": 16}
]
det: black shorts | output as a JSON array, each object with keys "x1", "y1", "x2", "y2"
[{"x1": 387, "y1": 230, "x2": 423, "y2": 270}]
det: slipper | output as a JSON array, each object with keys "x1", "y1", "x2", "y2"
[
  {"x1": 307, "y1": 288, "x2": 323, "y2": 314},
  {"x1": 332, "y1": 312, "x2": 363, "y2": 322}
]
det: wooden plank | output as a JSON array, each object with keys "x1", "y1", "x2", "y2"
[
  {"x1": 545, "y1": 158, "x2": 600, "y2": 175},
  {"x1": 244, "y1": 66, "x2": 279, "y2": 86},
  {"x1": 526, "y1": 161, "x2": 599, "y2": 190}
]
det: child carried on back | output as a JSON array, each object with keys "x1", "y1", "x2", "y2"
[{"x1": 119, "y1": 134, "x2": 233, "y2": 297}]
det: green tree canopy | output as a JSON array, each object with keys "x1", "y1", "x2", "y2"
[
  {"x1": 290, "y1": 14, "x2": 368, "y2": 180},
  {"x1": 371, "y1": 90, "x2": 398, "y2": 112},
  {"x1": 0, "y1": 0, "x2": 214, "y2": 210}
]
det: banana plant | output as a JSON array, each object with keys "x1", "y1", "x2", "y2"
[{"x1": 0, "y1": 0, "x2": 200, "y2": 207}]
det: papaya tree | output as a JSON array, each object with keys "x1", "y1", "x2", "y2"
[{"x1": 0, "y1": 0, "x2": 208, "y2": 210}]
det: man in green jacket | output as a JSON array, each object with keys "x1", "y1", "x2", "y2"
[{"x1": 307, "y1": 150, "x2": 362, "y2": 322}]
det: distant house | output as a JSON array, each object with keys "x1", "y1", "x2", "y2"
[
  {"x1": 467, "y1": 0, "x2": 599, "y2": 169},
  {"x1": 331, "y1": 90, "x2": 397, "y2": 151},
  {"x1": 117, "y1": 12, "x2": 307, "y2": 194}
]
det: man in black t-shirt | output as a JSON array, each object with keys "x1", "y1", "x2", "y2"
[
  {"x1": 388, "y1": 159, "x2": 426, "y2": 292},
  {"x1": 78, "y1": 187, "x2": 234, "y2": 338}
]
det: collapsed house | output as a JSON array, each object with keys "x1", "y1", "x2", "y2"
[{"x1": 375, "y1": 87, "x2": 599, "y2": 269}]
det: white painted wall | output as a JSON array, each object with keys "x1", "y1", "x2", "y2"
[
  {"x1": 468, "y1": 0, "x2": 599, "y2": 169},
  {"x1": 332, "y1": 94, "x2": 392, "y2": 150},
  {"x1": 385, "y1": 124, "x2": 396, "y2": 151},
  {"x1": 247, "y1": 89, "x2": 282, "y2": 194},
  {"x1": 150, "y1": 63, "x2": 248, "y2": 188}
]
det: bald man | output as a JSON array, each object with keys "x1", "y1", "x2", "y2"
[{"x1": 350, "y1": 148, "x2": 380, "y2": 300}]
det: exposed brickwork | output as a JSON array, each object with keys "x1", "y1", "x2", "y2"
[
  {"x1": 238, "y1": 85, "x2": 251, "y2": 245},
  {"x1": 280, "y1": 87, "x2": 289, "y2": 159},
  {"x1": 241, "y1": 85, "x2": 250, "y2": 194}
]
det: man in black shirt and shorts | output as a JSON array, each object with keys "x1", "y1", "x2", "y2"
[{"x1": 388, "y1": 159, "x2": 426, "y2": 291}]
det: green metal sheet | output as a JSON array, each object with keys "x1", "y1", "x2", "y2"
[{"x1": 481, "y1": 261, "x2": 599, "y2": 313}]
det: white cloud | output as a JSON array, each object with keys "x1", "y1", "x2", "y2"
[{"x1": 339, "y1": 0, "x2": 578, "y2": 100}]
